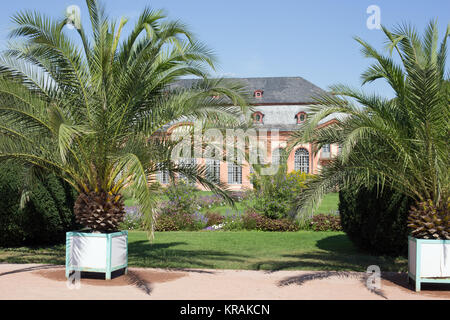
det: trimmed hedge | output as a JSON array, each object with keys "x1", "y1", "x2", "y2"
[
  {"x1": 0, "y1": 163, "x2": 78, "y2": 247},
  {"x1": 339, "y1": 184, "x2": 415, "y2": 256}
]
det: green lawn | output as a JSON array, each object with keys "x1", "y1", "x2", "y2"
[
  {"x1": 313, "y1": 193, "x2": 339, "y2": 214},
  {"x1": 0, "y1": 230, "x2": 406, "y2": 272}
]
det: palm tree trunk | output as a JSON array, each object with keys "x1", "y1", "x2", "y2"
[{"x1": 74, "y1": 190, "x2": 125, "y2": 232}]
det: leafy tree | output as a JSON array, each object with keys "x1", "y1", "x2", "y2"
[{"x1": 0, "y1": 0, "x2": 248, "y2": 235}]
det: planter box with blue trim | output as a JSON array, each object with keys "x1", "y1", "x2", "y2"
[
  {"x1": 408, "y1": 236, "x2": 450, "y2": 292},
  {"x1": 66, "y1": 231, "x2": 128, "y2": 280}
]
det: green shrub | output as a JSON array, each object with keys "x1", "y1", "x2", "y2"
[
  {"x1": 251, "y1": 170, "x2": 313, "y2": 219},
  {"x1": 339, "y1": 184, "x2": 415, "y2": 256},
  {"x1": 155, "y1": 214, "x2": 179, "y2": 231},
  {"x1": 242, "y1": 209, "x2": 299, "y2": 232},
  {"x1": 0, "y1": 163, "x2": 78, "y2": 247},
  {"x1": 204, "y1": 211, "x2": 225, "y2": 227},
  {"x1": 310, "y1": 214, "x2": 342, "y2": 231},
  {"x1": 222, "y1": 217, "x2": 244, "y2": 231},
  {"x1": 162, "y1": 181, "x2": 199, "y2": 215}
]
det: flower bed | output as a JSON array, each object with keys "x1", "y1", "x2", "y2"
[{"x1": 309, "y1": 214, "x2": 342, "y2": 231}]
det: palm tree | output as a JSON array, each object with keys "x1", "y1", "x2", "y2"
[
  {"x1": 0, "y1": 0, "x2": 248, "y2": 235},
  {"x1": 289, "y1": 21, "x2": 449, "y2": 215}
]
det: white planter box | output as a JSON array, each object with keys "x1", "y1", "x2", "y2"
[
  {"x1": 65, "y1": 231, "x2": 128, "y2": 280},
  {"x1": 408, "y1": 236, "x2": 450, "y2": 291}
]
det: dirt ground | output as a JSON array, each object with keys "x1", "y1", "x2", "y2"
[{"x1": 0, "y1": 263, "x2": 449, "y2": 300}]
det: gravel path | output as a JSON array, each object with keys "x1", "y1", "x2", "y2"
[{"x1": 0, "y1": 264, "x2": 448, "y2": 300}]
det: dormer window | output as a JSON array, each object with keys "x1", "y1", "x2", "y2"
[
  {"x1": 295, "y1": 112, "x2": 307, "y2": 124},
  {"x1": 252, "y1": 111, "x2": 264, "y2": 124},
  {"x1": 254, "y1": 90, "x2": 263, "y2": 98}
]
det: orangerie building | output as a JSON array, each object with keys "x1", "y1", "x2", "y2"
[{"x1": 157, "y1": 77, "x2": 340, "y2": 190}]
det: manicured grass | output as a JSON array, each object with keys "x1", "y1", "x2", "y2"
[
  {"x1": 313, "y1": 193, "x2": 339, "y2": 214},
  {"x1": 0, "y1": 230, "x2": 406, "y2": 272}
]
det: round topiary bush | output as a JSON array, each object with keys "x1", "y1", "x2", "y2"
[
  {"x1": 339, "y1": 184, "x2": 415, "y2": 256},
  {"x1": 0, "y1": 163, "x2": 78, "y2": 247}
]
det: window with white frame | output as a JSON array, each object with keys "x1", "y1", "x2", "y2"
[
  {"x1": 294, "y1": 148, "x2": 310, "y2": 173},
  {"x1": 322, "y1": 144, "x2": 331, "y2": 158},
  {"x1": 271, "y1": 148, "x2": 286, "y2": 165},
  {"x1": 228, "y1": 160, "x2": 242, "y2": 184},
  {"x1": 206, "y1": 159, "x2": 220, "y2": 183},
  {"x1": 157, "y1": 163, "x2": 169, "y2": 184}
]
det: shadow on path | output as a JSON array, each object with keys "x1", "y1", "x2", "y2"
[
  {"x1": 0, "y1": 264, "x2": 60, "y2": 277},
  {"x1": 128, "y1": 240, "x2": 249, "y2": 270},
  {"x1": 253, "y1": 234, "x2": 406, "y2": 272}
]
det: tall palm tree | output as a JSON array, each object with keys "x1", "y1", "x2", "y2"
[
  {"x1": 0, "y1": 0, "x2": 248, "y2": 235},
  {"x1": 289, "y1": 21, "x2": 449, "y2": 214}
]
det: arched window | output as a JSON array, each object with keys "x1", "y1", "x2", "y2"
[
  {"x1": 295, "y1": 112, "x2": 307, "y2": 124},
  {"x1": 252, "y1": 111, "x2": 264, "y2": 124},
  {"x1": 294, "y1": 148, "x2": 309, "y2": 173}
]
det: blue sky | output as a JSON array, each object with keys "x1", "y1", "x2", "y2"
[{"x1": 0, "y1": 0, "x2": 449, "y2": 98}]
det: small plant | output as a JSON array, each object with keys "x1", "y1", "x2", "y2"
[
  {"x1": 310, "y1": 214, "x2": 342, "y2": 231},
  {"x1": 164, "y1": 181, "x2": 199, "y2": 214},
  {"x1": 222, "y1": 218, "x2": 244, "y2": 231},
  {"x1": 155, "y1": 214, "x2": 179, "y2": 231},
  {"x1": 204, "y1": 212, "x2": 225, "y2": 227},
  {"x1": 155, "y1": 210, "x2": 207, "y2": 231},
  {"x1": 119, "y1": 206, "x2": 144, "y2": 230},
  {"x1": 204, "y1": 223, "x2": 226, "y2": 231},
  {"x1": 197, "y1": 194, "x2": 225, "y2": 209},
  {"x1": 242, "y1": 209, "x2": 299, "y2": 232},
  {"x1": 408, "y1": 198, "x2": 450, "y2": 240}
]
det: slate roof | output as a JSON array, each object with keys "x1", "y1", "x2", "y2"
[{"x1": 172, "y1": 76, "x2": 327, "y2": 104}]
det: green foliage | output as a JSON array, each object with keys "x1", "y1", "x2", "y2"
[
  {"x1": 119, "y1": 217, "x2": 143, "y2": 231},
  {"x1": 242, "y1": 209, "x2": 299, "y2": 232},
  {"x1": 251, "y1": 170, "x2": 313, "y2": 219},
  {"x1": 339, "y1": 184, "x2": 414, "y2": 256},
  {"x1": 154, "y1": 215, "x2": 179, "y2": 232},
  {"x1": 221, "y1": 216, "x2": 244, "y2": 231},
  {"x1": 408, "y1": 198, "x2": 450, "y2": 239},
  {"x1": 156, "y1": 184, "x2": 207, "y2": 231},
  {"x1": 119, "y1": 207, "x2": 143, "y2": 231},
  {"x1": 0, "y1": 0, "x2": 248, "y2": 237},
  {"x1": 204, "y1": 211, "x2": 225, "y2": 227},
  {"x1": 162, "y1": 181, "x2": 200, "y2": 216},
  {"x1": 309, "y1": 214, "x2": 342, "y2": 231},
  {"x1": 0, "y1": 162, "x2": 78, "y2": 246},
  {"x1": 155, "y1": 211, "x2": 206, "y2": 231},
  {"x1": 290, "y1": 21, "x2": 450, "y2": 225}
]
